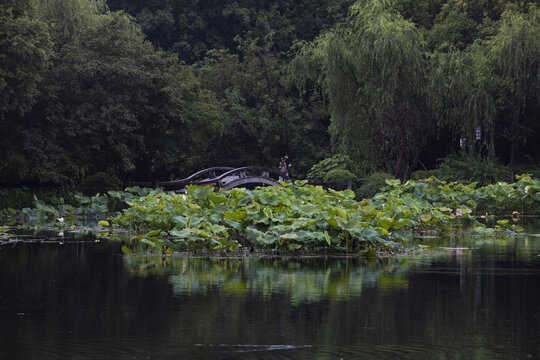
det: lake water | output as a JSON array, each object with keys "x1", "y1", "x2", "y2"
[{"x1": 0, "y1": 224, "x2": 539, "y2": 359}]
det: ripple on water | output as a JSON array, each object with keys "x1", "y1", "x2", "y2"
[{"x1": 317, "y1": 342, "x2": 516, "y2": 360}]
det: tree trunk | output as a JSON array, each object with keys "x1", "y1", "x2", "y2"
[{"x1": 509, "y1": 112, "x2": 518, "y2": 181}]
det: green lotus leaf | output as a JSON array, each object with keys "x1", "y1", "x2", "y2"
[
  {"x1": 358, "y1": 227, "x2": 383, "y2": 242},
  {"x1": 169, "y1": 228, "x2": 193, "y2": 238},
  {"x1": 145, "y1": 229, "x2": 165, "y2": 237},
  {"x1": 263, "y1": 207, "x2": 273, "y2": 219},
  {"x1": 361, "y1": 205, "x2": 377, "y2": 216},
  {"x1": 289, "y1": 218, "x2": 319, "y2": 230},
  {"x1": 222, "y1": 218, "x2": 242, "y2": 230},
  {"x1": 257, "y1": 193, "x2": 282, "y2": 206},
  {"x1": 224, "y1": 210, "x2": 248, "y2": 222},
  {"x1": 378, "y1": 217, "x2": 395, "y2": 230},
  {"x1": 385, "y1": 179, "x2": 401, "y2": 186},
  {"x1": 431, "y1": 210, "x2": 445, "y2": 220},
  {"x1": 208, "y1": 223, "x2": 228, "y2": 235},
  {"x1": 141, "y1": 238, "x2": 158, "y2": 247},
  {"x1": 245, "y1": 227, "x2": 276, "y2": 245},
  {"x1": 295, "y1": 203, "x2": 320, "y2": 216},
  {"x1": 295, "y1": 230, "x2": 326, "y2": 243},
  {"x1": 189, "y1": 187, "x2": 213, "y2": 200},
  {"x1": 288, "y1": 243, "x2": 302, "y2": 251},
  {"x1": 474, "y1": 226, "x2": 495, "y2": 236}
]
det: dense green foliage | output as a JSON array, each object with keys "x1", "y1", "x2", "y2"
[
  {"x1": 434, "y1": 153, "x2": 510, "y2": 186},
  {"x1": 1, "y1": 0, "x2": 539, "y2": 189},
  {"x1": 307, "y1": 154, "x2": 355, "y2": 182},
  {"x1": 5, "y1": 175, "x2": 539, "y2": 255},
  {"x1": 356, "y1": 172, "x2": 395, "y2": 199}
]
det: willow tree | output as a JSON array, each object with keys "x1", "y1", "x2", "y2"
[
  {"x1": 294, "y1": 0, "x2": 428, "y2": 176},
  {"x1": 486, "y1": 8, "x2": 540, "y2": 178},
  {"x1": 34, "y1": 0, "x2": 109, "y2": 47},
  {"x1": 428, "y1": 47, "x2": 496, "y2": 157}
]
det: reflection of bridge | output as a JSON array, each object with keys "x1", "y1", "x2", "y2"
[{"x1": 131, "y1": 167, "x2": 292, "y2": 192}]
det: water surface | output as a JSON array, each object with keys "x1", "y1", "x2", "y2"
[{"x1": 0, "y1": 227, "x2": 539, "y2": 359}]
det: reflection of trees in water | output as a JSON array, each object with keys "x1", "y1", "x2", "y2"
[
  {"x1": 122, "y1": 256, "x2": 414, "y2": 302},
  {"x1": 122, "y1": 233, "x2": 540, "y2": 303}
]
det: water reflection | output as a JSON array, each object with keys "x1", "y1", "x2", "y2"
[
  {"x1": 0, "y1": 224, "x2": 539, "y2": 359},
  {"x1": 123, "y1": 256, "x2": 407, "y2": 300},
  {"x1": 122, "y1": 234, "x2": 540, "y2": 302}
]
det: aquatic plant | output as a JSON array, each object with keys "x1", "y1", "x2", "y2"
[
  {"x1": 111, "y1": 175, "x2": 539, "y2": 254},
  {"x1": 5, "y1": 175, "x2": 538, "y2": 255}
]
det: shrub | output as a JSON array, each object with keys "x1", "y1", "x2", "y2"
[
  {"x1": 0, "y1": 156, "x2": 28, "y2": 186},
  {"x1": 80, "y1": 172, "x2": 122, "y2": 192},
  {"x1": 0, "y1": 188, "x2": 81, "y2": 210},
  {"x1": 436, "y1": 153, "x2": 509, "y2": 186},
  {"x1": 307, "y1": 154, "x2": 354, "y2": 181},
  {"x1": 410, "y1": 170, "x2": 431, "y2": 180},
  {"x1": 323, "y1": 169, "x2": 357, "y2": 183},
  {"x1": 356, "y1": 172, "x2": 394, "y2": 199}
]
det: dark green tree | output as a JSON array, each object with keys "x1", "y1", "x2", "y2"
[
  {"x1": 0, "y1": 0, "x2": 52, "y2": 184},
  {"x1": 428, "y1": 46, "x2": 496, "y2": 157},
  {"x1": 195, "y1": 36, "x2": 330, "y2": 177},
  {"x1": 486, "y1": 7, "x2": 540, "y2": 178},
  {"x1": 107, "y1": 0, "x2": 354, "y2": 63},
  {"x1": 20, "y1": 3, "x2": 220, "y2": 185},
  {"x1": 294, "y1": 0, "x2": 428, "y2": 175}
]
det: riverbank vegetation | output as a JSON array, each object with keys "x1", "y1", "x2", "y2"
[
  {"x1": 1, "y1": 0, "x2": 540, "y2": 191},
  {"x1": 3, "y1": 175, "x2": 539, "y2": 255}
]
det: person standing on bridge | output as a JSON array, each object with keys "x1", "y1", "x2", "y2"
[
  {"x1": 278, "y1": 156, "x2": 288, "y2": 181},
  {"x1": 283, "y1": 154, "x2": 291, "y2": 176}
]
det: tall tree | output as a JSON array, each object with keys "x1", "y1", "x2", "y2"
[
  {"x1": 195, "y1": 35, "x2": 330, "y2": 177},
  {"x1": 428, "y1": 47, "x2": 496, "y2": 157},
  {"x1": 107, "y1": 0, "x2": 354, "y2": 64},
  {"x1": 0, "y1": 0, "x2": 52, "y2": 183},
  {"x1": 486, "y1": 8, "x2": 540, "y2": 178},
  {"x1": 294, "y1": 0, "x2": 428, "y2": 175},
  {"x1": 19, "y1": 1, "x2": 220, "y2": 185},
  {"x1": 34, "y1": 0, "x2": 109, "y2": 47}
]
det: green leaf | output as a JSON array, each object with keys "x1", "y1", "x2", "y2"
[
  {"x1": 361, "y1": 205, "x2": 377, "y2": 216},
  {"x1": 245, "y1": 227, "x2": 276, "y2": 245},
  {"x1": 224, "y1": 210, "x2": 248, "y2": 222},
  {"x1": 288, "y1": 243, "x2": 302, "y2": 251},
  {"x1": 263, "y1": 207, "x2": 273, "y2": 219},
  {"x1": 223, "y1": 218, "x2": 242, "y2": 230},
  {"x1": 296, "y1": 203, "x2": 320, "y2": 216},
  {"x1": 145, "y1": 229, "x2": 164, "y2": 237},
  {"x1": 474, "y1": 226, "x2": 495, "y2": 236},
  {"x1": 141, "y1": 238, "x2": 158, "y2": 247},
  {"x1": 385, "y1": 179, "x2": 401, "y2": 186}
]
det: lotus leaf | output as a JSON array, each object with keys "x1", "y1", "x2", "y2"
[{"x1": 245, "y1": 227, "x2": 276, "y2": 245}]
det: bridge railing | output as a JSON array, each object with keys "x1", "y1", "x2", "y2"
[
  {"x1": 157, "y1": 167, "x2": 235, "y2": 191},
  {"x1": 130, "y1": 167, "x2": 351, "y2": 192}
]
